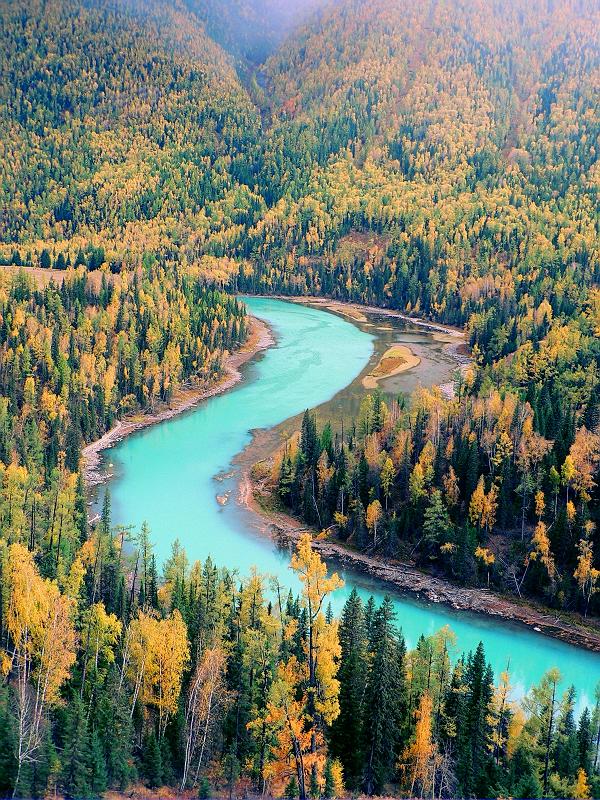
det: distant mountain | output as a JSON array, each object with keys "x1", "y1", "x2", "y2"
[{"x1": 187, "y1": 0, "x2": 328, "y2": 64}]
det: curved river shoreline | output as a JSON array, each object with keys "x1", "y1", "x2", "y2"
[{"x1": 95, "y1": 297, "x2": 600, "y2": 706}]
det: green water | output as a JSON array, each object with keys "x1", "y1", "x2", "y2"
[{"x1": 98, "y1": 297, "x2": 600, "y2": 706}]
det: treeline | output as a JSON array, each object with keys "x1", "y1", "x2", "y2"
[
  {"x1": 275, "y1": 386, "x2": 600, "y2": 615},
  {"x1": 0, "y1": 264, "x2": 245, "y2": 573},
  {"x1": 1, "y1": 520, "x2": 599, "y2": 800},
  {"x1": 0, "y1": 266, "x2": 246, "y2": 472}
]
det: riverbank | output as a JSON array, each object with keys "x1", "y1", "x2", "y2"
[
  {"x1": 279, "y1": 295, "x2": 468, "y2": 341},
  {"x1": 237, "y1": 433, "x2": 600, "y2": 654},
  {"x1": 83, "y1": 315, "x2": 274, "y2": 488},
  {"x1": 265, "y1": 295, "x2": 472, "y2": 397}
]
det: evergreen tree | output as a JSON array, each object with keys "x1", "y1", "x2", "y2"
[
  {"x1": 0, "y1": 686, "x2": 17, "y2": 796},
  {"x1": 61, "y1": 697, "x2": 91, "y2": 799},
  {"x1": 284, "y1": 775, "x2": 299, "y2": 798},
  {"x1": 323, "y1": 760, "x2": 334, "y2": 799},
  {"x1": 421, "y1": 489, "x2": 453, "y2": 559},
  {"x1": 362, "y1": 597, "x2": 407, "y2": 795},
  {"x1": 578, "y1": 707, "x2": 593, "y2": 775},
  {"x1": 455, "y1": 643, "x2": 494, "y2": 798},
  {"x1": 142, "y1": 731, "x2": 162, "y2": 789},
  {"x1": 96, "y1": 676, "x2": 136, "y2": 790},
  {"x1": 555, "y1": 687, "x2": 580, "y2": 781},
  {"x1": 88, "y1": 730, "x2": 108, "y2": 797},
  {"x1": 330, "y1": 589, "x2": 368, "y2": 790}
]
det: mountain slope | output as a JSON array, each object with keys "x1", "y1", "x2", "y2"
[
  {"x1": 262, "y1": 0, "x2": 600, "y2": 175},
  {"x1": 0, "y1": 0, "x2": 261, "y2": 263},
  {"x1": 236, "y1": 0, "x2": 599, "y2": 417}
]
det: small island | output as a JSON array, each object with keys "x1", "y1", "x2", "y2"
[{"x1": 362, "y1": 343, "x2": 421, "y2": 388}]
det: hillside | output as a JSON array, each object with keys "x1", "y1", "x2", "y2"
[
  {"x1": 0, "y1": 2, "x2": 600, "y2": 800},
  {"x1": 0, "y1": 0, "x2": 260, "y2": 266},
  {"x1": 241, "y1": 0, "x2": 599, "y2": 404},
  {"x1": 188, "y1": 0, "x2": 327, "y2": 64}
]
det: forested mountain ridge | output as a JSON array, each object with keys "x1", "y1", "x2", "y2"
[
  {"x1": 238, "y1": 0, "x2": 599, "y2": 419},
  {"x1": 0, "y1": 0, "x2": 261, "y2": 266}
]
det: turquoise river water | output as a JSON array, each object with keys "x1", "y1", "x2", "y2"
[{"x1": 98, "y1": 297, "x2": 600, "y2": 706}]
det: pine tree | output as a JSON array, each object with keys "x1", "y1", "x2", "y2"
[
  {"x1": 142, "y1": 731, "x2": 162, "y2": 789},
  {"x1": 330, "y1": 589, "x2": 368, "y2": 790},
  {"x1": 362, "y1": 597, "x2": 407, "y2": 795}
]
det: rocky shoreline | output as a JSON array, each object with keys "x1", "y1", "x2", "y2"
[
  {"x1": 83, "y1": 316, "x2": 274, "y2": 489},
  {"x1": 237, "y1": 434, "x2": 600, "y2": 655}
]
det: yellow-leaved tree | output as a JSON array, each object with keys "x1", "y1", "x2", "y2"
[
  {"x1": 400, "y1": 691, "x2": 439, "y2": 798},
  {"x1": 262, "y1": 534, "x2": 343, "y2": 799},
  {"x1": 125, "y1": 609, "x2": 190, "y2": 736},
  {"x1": 1, "y1": 542, "x2": 77, "y2": 790}
]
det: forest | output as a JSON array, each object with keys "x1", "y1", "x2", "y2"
[
  {"x1": 0, "y1": 0, "x2": 599, "y2": 796},
  {"x1": 273, "y1": 391, "x2": 600, "y2": 613},
  {"x1": 2, "y1": 519, "x2": 600, "y2": 799}
]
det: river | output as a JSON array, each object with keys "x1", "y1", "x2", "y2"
[{"x1": 96, "y1": 297, "x2": 600, "y2": 706}]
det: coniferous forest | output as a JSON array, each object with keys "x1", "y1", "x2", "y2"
[{"x1": 0, "y1": 0, "x2": 599, "y2": 797}]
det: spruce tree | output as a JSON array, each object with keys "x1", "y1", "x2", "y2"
[
  {"x1": 61, "y1": 698, "x2": 91, "y2": 799},
  {"x1": 96, "y1": 676, "x2": 135, "y2": 790},
  {"x1": 577, "y1": 707, "x2": 592, "y2": 774},
  {"x1": 362, "y1": 597, "x2": 407, "y2": 795},
  {"x1": 0, "y1": 686, "x2": 17, "y2": 796},
  {"x1": 87, "y1": 730, "x2": 108, "y2": 797},
  {"x1": 323, "y1": 760, "x2": 334, "y2": 799},
  {"x1": 284, "y1": 775, "x2": 299, "y2": 798},
  {"x1": 330, "y1": 589, "x2": 368, "y2": 790},
  {"x1": 455, "y1": 643, "x2": 495, "y2": 798},
  {"x1": 142, "y1": 731, "x2": 162, "y2": 789},
  {"x1": 554, "y1": 687, "x2": 580, "y2": 781},
  {"x1": 421, "y1": 489, "x2": 453, "y2": 558}
]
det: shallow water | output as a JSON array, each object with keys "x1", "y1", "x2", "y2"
[{"x1": 98, "y1": 297, "x2": 600, "y2": 706}]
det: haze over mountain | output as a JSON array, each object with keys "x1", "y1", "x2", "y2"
[{"x1": 188, "y1": 0, "x2": 329, "y2": 64}]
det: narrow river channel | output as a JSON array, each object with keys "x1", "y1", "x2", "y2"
[{"x1": 96, "y1": 297, "x2": 600, "y2": 705}]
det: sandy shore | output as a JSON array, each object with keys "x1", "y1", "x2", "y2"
[
  {"x1": 236, "y1": 435, "x2": 600, "y2": 654},
  {"x1": 83, "y1": 316, "x2": 274, "y2": 488},
  {"x1": 362, "y1": 344, "x2": 421, "y2": 388},
  {"x1": 284, "y1": 295, "x2": 468, "y2": 340}
]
